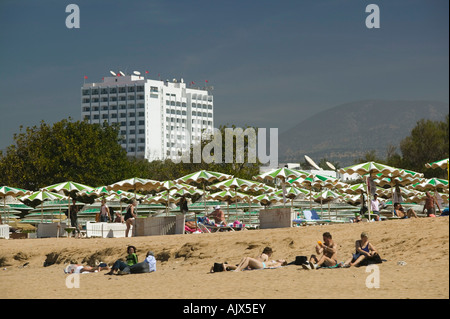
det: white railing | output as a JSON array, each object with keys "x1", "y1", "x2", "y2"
[
  {"x1": 85, "y1": 222, "x2": 127, "y2": 238},
  {"x1": 0, "y1": 225, "x2": 10, "y2": 239}
]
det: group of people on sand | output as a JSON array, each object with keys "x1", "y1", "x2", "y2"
[
  {"x1": 64, "y1": 245, "x2": 156, "y2": 275},
  {"x1": 211, "y1": 231, "x2": 381, "y2": 273},
  {"x1": 301, "y1": 231, "x2": 381, "y2": 269}
]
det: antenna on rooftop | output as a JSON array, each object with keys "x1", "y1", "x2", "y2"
[
  {"x1": 133, "y1": 71, "x2": 141, "y2": 76},
  {"x1": 119, "y1": 71, "x2": 125, "y2": 77},
  {"x1": 304, "y1": 155, "x2": 322, "y2": 170},
  {"x1": 109, "y1": 70, "x2": 116, "y2": 76}
]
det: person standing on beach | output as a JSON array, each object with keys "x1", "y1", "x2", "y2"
[
  {"x1": 100, "y1": 199, "x2": 111, "y2": 222},
  {"x1": 423, "y1": 192, "x2": 441, "y2": 217},
  {"x1": 370, "y1": 194, "x2": 383, "y2": 221},
  {"x1": 124, "y1": 200, "x2": 138, "y2": 237},
  {"x1": 303, "y1": 232, "x2": 338, "y2": 270},
  {"x1": 69, "y1": 199, "x2": 81, "y2": 238}
]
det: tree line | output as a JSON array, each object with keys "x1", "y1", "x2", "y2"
[{"x1": 0, "y1": 119, "x2": 261, "y2": 191}]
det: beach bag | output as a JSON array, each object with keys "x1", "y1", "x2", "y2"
[
  {"x1": 294, "y1": 256, "x2": 308, "y2": 265},
  {"x1": 212, "y1": 263, "x2": 225, "y2": 273},
  {"x1": 95, "y1": 212, "x2": 100, "y2": 222},
  {"x1": 360, "y1": 253, "x2": 383, "y2": 266}
]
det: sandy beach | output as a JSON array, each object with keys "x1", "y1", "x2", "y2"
[{"x1": 0, "y1": 217, "x2": 448, "y2": 300}]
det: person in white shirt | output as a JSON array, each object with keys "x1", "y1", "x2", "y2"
[{"x1": 370, "y1": 194, "x2": 383, "y2": 221}]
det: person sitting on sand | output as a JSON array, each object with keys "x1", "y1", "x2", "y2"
[
  {"x1": 118, "y1": 251, "x2": 156, "y2": 275},
  {"x1": 303, "y1": 232, "x2": 338, "y2": 270},
  {"x1": 341, "y1": 232, "x2": 379, "y2": 268},
  {"x1": 393, "y1": 203, "x2": 418, "y2": 219},
  {"x1": 105, "y1": 246, "x2": 138, "y2": 275}
]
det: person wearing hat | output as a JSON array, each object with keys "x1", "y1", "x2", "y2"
[
  {"x1": 207, "y1": 205, "x2": 227, "y2": 225},
  {"x1": 118, "y1": 250, "x2": 156, "y2": 275}
]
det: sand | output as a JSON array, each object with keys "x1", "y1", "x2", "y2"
[{"x1": 0, "y1": 217, "x2": 448, "y2": 300}]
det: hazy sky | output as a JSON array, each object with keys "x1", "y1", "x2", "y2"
[{"x1": 0, "y1": 0, "x2": 448, "y2": 151}]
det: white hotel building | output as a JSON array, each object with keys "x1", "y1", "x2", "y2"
[{"x1": 81, "y1": 73, "x2": 214, "y2": 161}]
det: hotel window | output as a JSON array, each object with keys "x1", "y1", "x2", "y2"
[
  {"x1": 82, "y1": 89, "x2": 90, "y2": 96},
  {"x1": 101, "y1": 88, "x2": 108, "y2": 94},
  {"x1": 128, "y1": 86, "x2": 135, "y2": 93},
  {"x1": 136, "y1": 85, "x2": 144, "y2": 92},
  {"x1": 110, "y1": 88, "x2": 117, "y2": 94},
  {"x1": 119, "y1": 87, "x2": 126, "y2": 93}
]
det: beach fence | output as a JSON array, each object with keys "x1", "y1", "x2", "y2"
[
  {"x1": 0, "y1": 224, "x2": 10, "y2": 239},
  {"x1": 135, "y1": 215, "x2": 185, "y2": 236}
]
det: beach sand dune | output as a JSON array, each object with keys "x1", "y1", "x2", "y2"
[{"x1": 0, "y1": 217, "x2": 448, "y2": 299}]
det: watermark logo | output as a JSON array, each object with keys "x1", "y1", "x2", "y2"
[
  {"x1": 365, "y1": 4, "x2": 380, "y2": 29},
  {"x1": 65, "y1": 4, "x2": 80, "y2": 29},
  {"x1": 65, "y1": 273, "x2": 80, "y2": 288},
  {"x1": 170, "y1": 127, "x2": 278, "y2": 168},
  {"x1": 365, "y1": 264, "x2": 380, "y2": 288}
]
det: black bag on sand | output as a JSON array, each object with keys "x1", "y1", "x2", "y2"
[
  {"x1": 359, "y1": 253, "x2": 383, "y2": 266},
  {"x1": 294, "y1": 256, "x2": 308, "y2": 265},
  {"x1": 212, "y1": 263, "x2": 225, "y2": 273}
]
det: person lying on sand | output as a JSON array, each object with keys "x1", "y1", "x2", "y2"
[
  {"x1": 211, "y1": 247, "x2": 287, "y2": 272},
  {"x1": 232, "y1": 257, "x2": 287, "y2": 271},
  {"x1": 64, "y1": 263, "x2": 109, "y2": 274},
  {"x1": 303, "y1": 232, "x2": 338, "y2": 270}
]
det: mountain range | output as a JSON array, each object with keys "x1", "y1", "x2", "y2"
[{"x1": 278, "y1": 100, "x2": 449, "y2": 167}]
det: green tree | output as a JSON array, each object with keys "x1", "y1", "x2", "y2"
[
  {"x1": 400, "y1": 115, "x2": 449, "y2": 175},
  {"x1": 0, "y1": 119, "x2": 130, "y2": 190}
]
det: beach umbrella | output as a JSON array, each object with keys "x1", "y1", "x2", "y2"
[
  {"x1": 289, "y1": 173, "x2": 338, "y2": 209},
  {"x1": 0, "y1": 186, "x2": 31, "y2": 224},
  {"x1": 410, "y1": 178, "x2": 449, "y2": 192},
  {"x1": 250, "y1": 194, "x2": 283, "y2": 207},
  {"x1": 338, "y1": 161, "x2": 402, "y2": 177},
  {"x1": 209, "y1": 177, "x2": 263, "y2": 192},
  {"x1": 207, "y1": 189, "x2": 251, "y2": 218},
  {"x1": 425, "y1": 158, "x2": 449, "y2": 170},
  {"x1": 176, "y1": 170, "x2": 233, "y2": 184},
  {"x1": 254, "y1": 168, "x2": 309, "y2": 207},
  {"x1": 253, "y1": 167, "x2": 309, "y2": 183},
  {"x1": 339, "y1": 162, "x2": 402, "y2": 219},
  {"x1": 43, "y1": 181, "x2": 95, "y2": 221},
  {"x1": 108, "y1": 177, "x2": 161, "y2": 195},
  {"x1": 176, "y1": 170, "x2": 233, "y2": 212},
  {"x1": 21, "y1": 190, "x2": 67, "y2": 222},
  {"x1": 314, "y1": 189, "x2": 343, "y2": 218},
  {"x1": 274, "y1": 186, "x2": 309, "y2": 208}
]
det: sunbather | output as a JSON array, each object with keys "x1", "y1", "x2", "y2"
[
  {"x1": 393, "y1": 203, "x2": 418, "y2": 219},
  {"x1": 341, "y1": 232, "x2": 379, "y2": 267},
  {"x1": 105, "y1": 246, "x2": 138, "y2": 275},
  {"x1": 64, "y1": 263, "x2": 109, "y2": 274},
  {"x1": 233, "y1": 257, "x2": 287, "y2": 271},
  {"x1": 303, "y1": 232, "x2": 338, "y2": 270}
]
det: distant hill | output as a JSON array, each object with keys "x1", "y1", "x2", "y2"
[{"x1": 278, "y1": 100, "x2": 449, "y2": 167}]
